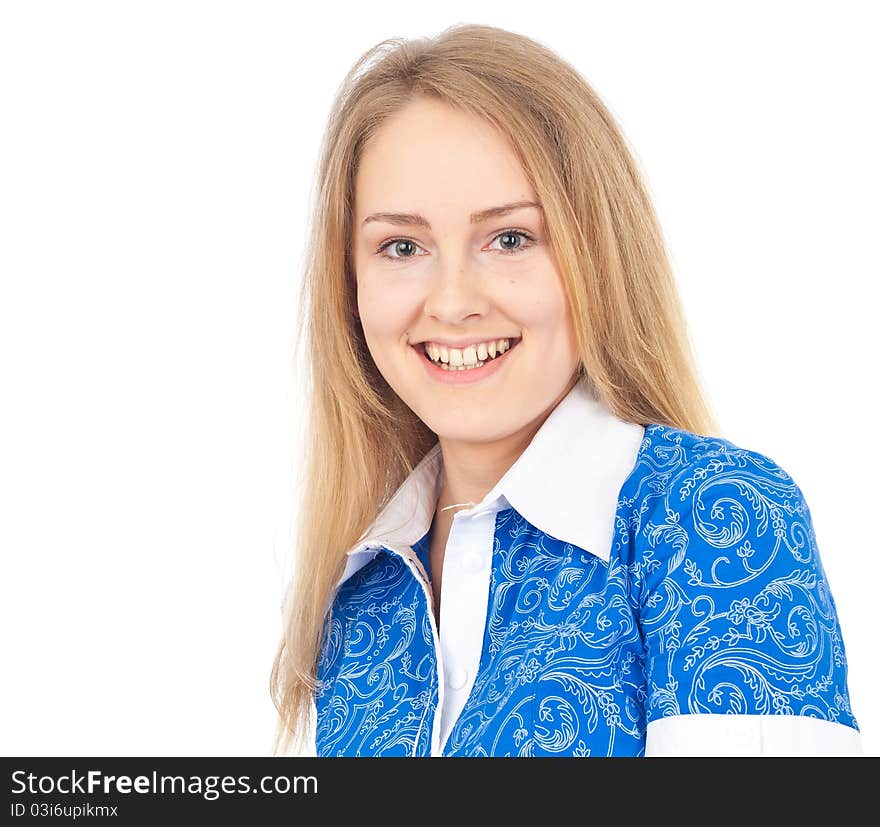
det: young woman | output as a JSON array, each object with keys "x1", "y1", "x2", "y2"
[{"x1": 270, "y1": 24, "x2": 862, "y2": 757}]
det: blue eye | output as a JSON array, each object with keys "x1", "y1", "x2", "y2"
[
  {"x1": 376, "y1": 238, "x2": 422, "y2": 260},
  {"x1": 488, "y1": 230, "x2": 536, "y2": 255},
  {"x1": 375, "y1": 229, "x2": 537, "y2": 261}
]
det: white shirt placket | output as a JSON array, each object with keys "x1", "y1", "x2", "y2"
[{"x1": 433, "y1": 507, "x2": 496, "y2": 755}]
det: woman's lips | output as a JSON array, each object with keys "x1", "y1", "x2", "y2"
[{"x1": 412, "y1": 338, "x2": 521, "y2": 385}]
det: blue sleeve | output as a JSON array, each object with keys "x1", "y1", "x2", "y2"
[{"x1": 636, "y1": 445, "x2": 859, "y2": 732}]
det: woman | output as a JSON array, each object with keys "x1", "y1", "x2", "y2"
[{"x1": 270, "y1": 24, "x2": 861, "y2": 757}]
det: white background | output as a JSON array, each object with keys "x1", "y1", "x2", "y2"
[{"x1": 1, "y1": 1, "x2": 876, "y2": 757}]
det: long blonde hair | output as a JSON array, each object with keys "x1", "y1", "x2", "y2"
[{"x1": 270, "y1": 23, "x2": 720, "y2": 755}]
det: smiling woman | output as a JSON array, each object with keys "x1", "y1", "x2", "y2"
[{"x1": 270, "y1": 23, "x2": 862, "y2": 758}]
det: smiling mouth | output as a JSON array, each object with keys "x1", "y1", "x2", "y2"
[{"x1": 415, "y1": 337, "x2": 522, "y2": 370}]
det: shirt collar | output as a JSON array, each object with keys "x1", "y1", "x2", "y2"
[{"x1": 345, "y1": 377, "x2": 646, "y2": 567}]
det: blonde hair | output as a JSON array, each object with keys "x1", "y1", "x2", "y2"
[{"x1": 270, "y1": 23, "x2": 720, "y2": 755}]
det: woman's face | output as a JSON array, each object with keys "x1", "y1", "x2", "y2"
[{"x1": 353, "y1": 96, "x2": 580, "y2": 444}]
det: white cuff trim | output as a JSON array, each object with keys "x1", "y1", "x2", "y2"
[{"x1": 645, "y1": 713, "x2": 863, "y2": 757}]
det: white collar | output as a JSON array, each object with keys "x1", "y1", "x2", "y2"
[{"x1": 346, "y1": 378, "x2": 646, "y2": 565}]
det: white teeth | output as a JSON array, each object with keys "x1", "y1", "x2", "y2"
[
  {"x1": 423, "y1": 337, "x2": 517, "y2": 367},
  {"x1": 438, "y1": 362, "x2": 484, "y2": 371}
]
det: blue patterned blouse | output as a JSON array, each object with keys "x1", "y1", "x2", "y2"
[{"x1": 313, "y1": 379, "x2": 862, "y2": 756}]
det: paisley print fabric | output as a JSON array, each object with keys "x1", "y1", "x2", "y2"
[
  {"x1": 314, "y1": 423, "x2": 859, "y2": 756},
  {"x1": 314, "y1": 551, "x2": 438, "y2": 756}
]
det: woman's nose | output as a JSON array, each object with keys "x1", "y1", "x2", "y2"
[{"x1": 422, "y1": 259, "x2": 491, "y2": 320}]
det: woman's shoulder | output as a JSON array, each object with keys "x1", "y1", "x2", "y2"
[
  {"x1": 635, "y1": 422, "x2": 797, "y2": 485},
  {"x1": 623, "y1": 421, "x2": 826, "y2": 588},
  {"x1": 627, "y1": 424, "x2": 824, "y2": 594},
  {"x1": 622, "y1": 422, "x2": 810, "y2": 518},
  {"x1": 626, "y1": 424, "x2": 860, "y2": 736}
]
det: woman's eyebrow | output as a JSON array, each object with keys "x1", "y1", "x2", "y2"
[{"x1": 361, "y1": 200, "x2": 543, "y2": 229}]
